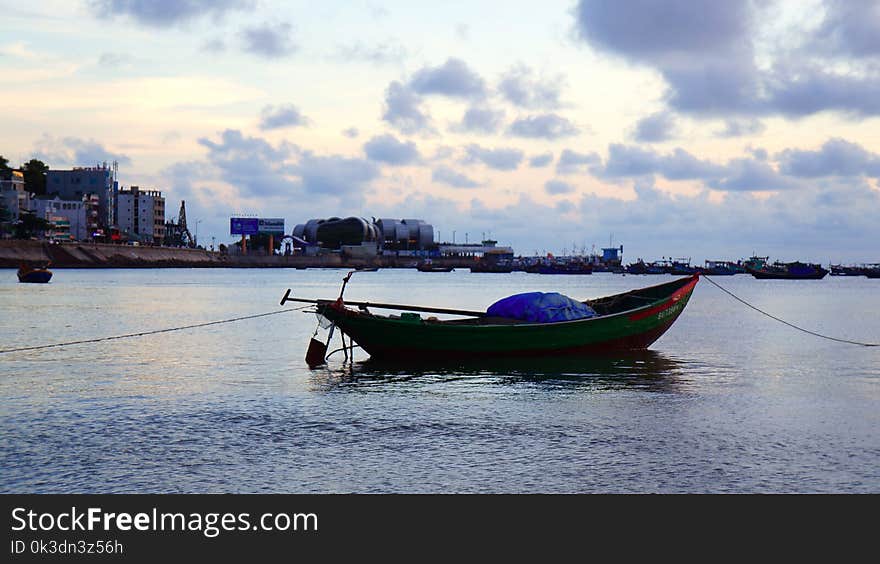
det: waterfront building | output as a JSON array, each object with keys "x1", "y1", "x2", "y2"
[
  {"x1": 45, "y1": 164, "x2": 117, "y2": 232},
  {"x1": 1, "y1": 169, "x2": 32, "y2": 223},
  {"x1": 32, "y1": 195, "x2": 89, "y2": 241},
  {"x1": 292, "y1": 217, "x2": 436, "y2": 256},
  {"x1": 438, "y1": 240, "x2": 514, "y2": 258},
  {"x1": 116, "y1": 186, "x2": 166, "y2": 244}
]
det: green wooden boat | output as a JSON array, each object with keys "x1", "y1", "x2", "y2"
[{"x1": 308, "y1": 275, "x2": 699, "y2": 361}]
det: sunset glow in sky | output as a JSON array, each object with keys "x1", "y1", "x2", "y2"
[{"x1": 2, "y1": 0, "x2": 879, "y2": 261}]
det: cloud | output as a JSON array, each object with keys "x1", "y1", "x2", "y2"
[
  {"x1": 555, "y1": 149, "x2": 600, "y2": 175},
  {"x1": 633, "y1": 111, "x2": 677, "y2": 142},
  {"x1": 574, "y1": 0, "x2": 755, "y2": 117},
  {"x1": 462, "y1": 144, "x2": 524, "y2": 171},
  {"x1": 508, "y1": 113, "x2": 580, "y2": 139},
  {"x1": 777, "y1": 138, "x2": 880, "y2": 178},
  {"x1": 258, "y1": 104, "x2": 308, "y2": 130},
  {"x1": 574, "y1": 0, "x2": 750, "y2": 64},
  {"x1": 810, "y1": 0, "x2": 880, "y2": 57},
  {"x1": 363, "y1": 134, "x2": 420, "y2": 165},
  {"x1": 455, "y1": 105, "x2": 505, "y2": 134},
  {"x1": 432, "y1": 166, "x2": 480, "y2": 188},
  {"x1": 97, "y1": 52, "x2": 133, "y2": 68},
  {"x1": 529, "y1": 153, "x2": 553, "y2": 168},
  {"x1": 599, "y1": 144, "x2": 659, "y2": 178},
  {"x1": 293, "y1": 153, "x2": 379, "y2": 196},
  {"x1": 240, "y1": 22, "x2": 296, "y2": 58},
  {"x1": 498, "y1": 64, "x2": 564, "y2": 110},
  {"x1": 765, "y1": 65, "x2": 880, "y2": 118},
  {"x1": 90, "y1": 0, "x2": 250, "y2": 27},
  {"x1": 709, "y1": 158, "x2": 801, "y2": 192},
  {"x1": 573, "y1": 0, "x2": 880, "y2": 118},
  {"x1": 593, "y1": 139, "x2": 880, "y2": 192},
  {"x1": 342, "y1": 127, "x2": 359, "y2": 138},
  {"x1": 159, "y1": 160, "x2": 215, "y2": 203},
  {"x1": 544, "y1": 179, "x2": 575, "y2": 195},
  {"x1": 197, "y1": 129, "x2": 297, "y2": 197},
  {"x1": 408, "y1": 58, "x2": 486, "y2": 99},
  {"x1": 597, "y1": 144, "x2": 727, "y2": 183},
  {"x1": 201, "y1": 38, "x2": 226, "y2": 53},
  {"x1": 715, "y1": 118, "x2": 765, "y2": 138},
  {"x1": 333, "y1": 41, "x2": 407, "y2": 65},
  {"x1": 382, "y1": 81, "x2": 433, "y2": 134},
  {"x1": 33, "y1": 134, "x2": 132, "y2": 167}
]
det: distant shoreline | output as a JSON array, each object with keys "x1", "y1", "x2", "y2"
[{"x1": 0, "y1": 240, "x2": 471, "y2": 270}]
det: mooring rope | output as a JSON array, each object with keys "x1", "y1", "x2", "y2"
[
  {"x1": 701, "y1": 274, "x2": 879, "y2": 347},
  {"x1": 0, "y1": 306, "x2": 312, "y2": 355}
]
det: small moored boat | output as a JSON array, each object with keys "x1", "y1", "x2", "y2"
[
  {"x1": 530, "y1": 260, "x2": 593, "y2": 275},
  {"x1": 625, "y1": 260, "x2": 666, "y2": 275},
  {"x1": 416, "y1": 260, "x2": 454, "y2": 272},
  {"x1": 829, "y1": 264, "x2": 864, "y2": 276},
  {"x1": 745, "y1": 260, "x2": 828, "y2": 279},
  {"x1": 703, "y1": 260, "x2": 744, "y2": 275},
  {"x1": 18, "y1": 262, "x2": 53, "y2": 283},
  {"x1": 283, "y1": 274, "x2": 699, "y2": 363}
]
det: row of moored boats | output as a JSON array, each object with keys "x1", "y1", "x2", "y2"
[
  {"x1": 624, "y1": 256, "x2": 879, "y2": 279},
  {"x1": 416, "y1": 255, "x2": 879, "y2": 280}
]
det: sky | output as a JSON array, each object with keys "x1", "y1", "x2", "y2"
[{"x1": 1, "y1": 0, "x2": 878, "y2": 262}]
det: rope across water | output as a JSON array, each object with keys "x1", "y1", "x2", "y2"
[
  {"x1": 2, "y1": 277, "x2": 876, "y2": 354},
  {"x1": 701, "y1": 274, "x2": 879, "y2": 347},
  {"x1": 0, "y1": 306, "x2": 311, "y2": 355}
]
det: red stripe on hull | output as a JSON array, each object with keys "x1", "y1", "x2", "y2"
[{"x1": 628, "y1": 277, "x2": 698, "y2": 322}]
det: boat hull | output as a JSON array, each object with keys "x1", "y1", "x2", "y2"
[
  {"x1": 535, "y1": 266, "x2": 593, "y2": 275},
  {"x1": 746, "y1": 267, "x2": 828, "y2": 279},
  {"x1": 317, "y1": 275, "x2": 698, "y2": 360},
  {"x1": 18, "y1": 270, "x2": 53, "y2": 283}
]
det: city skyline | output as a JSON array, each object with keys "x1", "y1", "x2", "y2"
[{"x1": 1, "y1": 0, "x2": 879, "y2": 261}]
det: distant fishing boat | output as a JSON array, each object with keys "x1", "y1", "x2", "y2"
[
  {"x1": 470, "y1": 249, "x2": 514, "y2": 273},
  {"x1": 526, "y1": 259, "x2": 593, "y2": 275},
  {"x1": 282, "y1": 274, "x2": 699, "y2": 363},
  {"x1": 745, "y1": 260, "x2": 829, "y2": 279},
  {"x1": 625, "y1": 260, "x2": 666, "y2": 275},
  {"x1": 17, "y1": 262, "x2": 53, "y2": 283},
  {"x1": 863, "y1": 264, "x2": 880, "y2": 278},
  {"x1": 534, "y1": 262, "x2": 593, "y2": 275},
  {"x1": 470, "y1": 263, "x2": 513, "y2": 273},
  {"x1": 829, "y1": 264, "x2": 864, "y2": 276},
  {"x1": 702, "y1": 260, "x2": 744, "y2": 276},
  {"x1": 743, "y1": 255, "x2": 769, "y2": 271},
  {"x1": 416, "y1": 260, "x2": 454, "y2": 272},
  {"x1": 668, "y1": 258, "x2": 698, "y2": 275}
]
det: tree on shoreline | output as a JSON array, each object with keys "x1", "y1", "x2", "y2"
[
  {"x1": 0, "y1": 197, "x2": 10, "y2": 236},
  {"x1": 13, "y1": 210, "x2": 52, "y2": 239},
  {"x1": 0, "y1": 156, "x2": 12, "y2": 236},
  {"x1": 22, "y1": 159, "x2": 49, "y2": 195}
]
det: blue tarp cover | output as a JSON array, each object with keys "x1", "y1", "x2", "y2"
[{"x1": 486, "y1": 292, "x2": 598, "y2": 323}]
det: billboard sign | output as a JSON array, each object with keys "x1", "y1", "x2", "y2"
[
  {"x1": 258, "y1": 218, "x2": 285, "y2": 234},
  {"x1": 230, "y1": 217, "x2": 259, "y2": 235}
]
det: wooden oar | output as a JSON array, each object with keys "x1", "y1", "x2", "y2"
[{"x1": 280, "y1": 289, "x2": 485, "y2": 317}]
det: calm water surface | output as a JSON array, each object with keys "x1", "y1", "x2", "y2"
[{"x1": 1, "y1": 268, "x2": 878, "y2": 493}]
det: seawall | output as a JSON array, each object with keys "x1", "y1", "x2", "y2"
[
  {"x1": 0, "y1": 240, "x2": 227, "y2": 268},
  {"x1": 0, "y1": 240, "x2": 476, "y2": 269}
]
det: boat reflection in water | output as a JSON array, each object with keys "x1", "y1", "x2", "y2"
[{"x1": 310, "y1": 350, "x2": 686, "y2": 392}]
